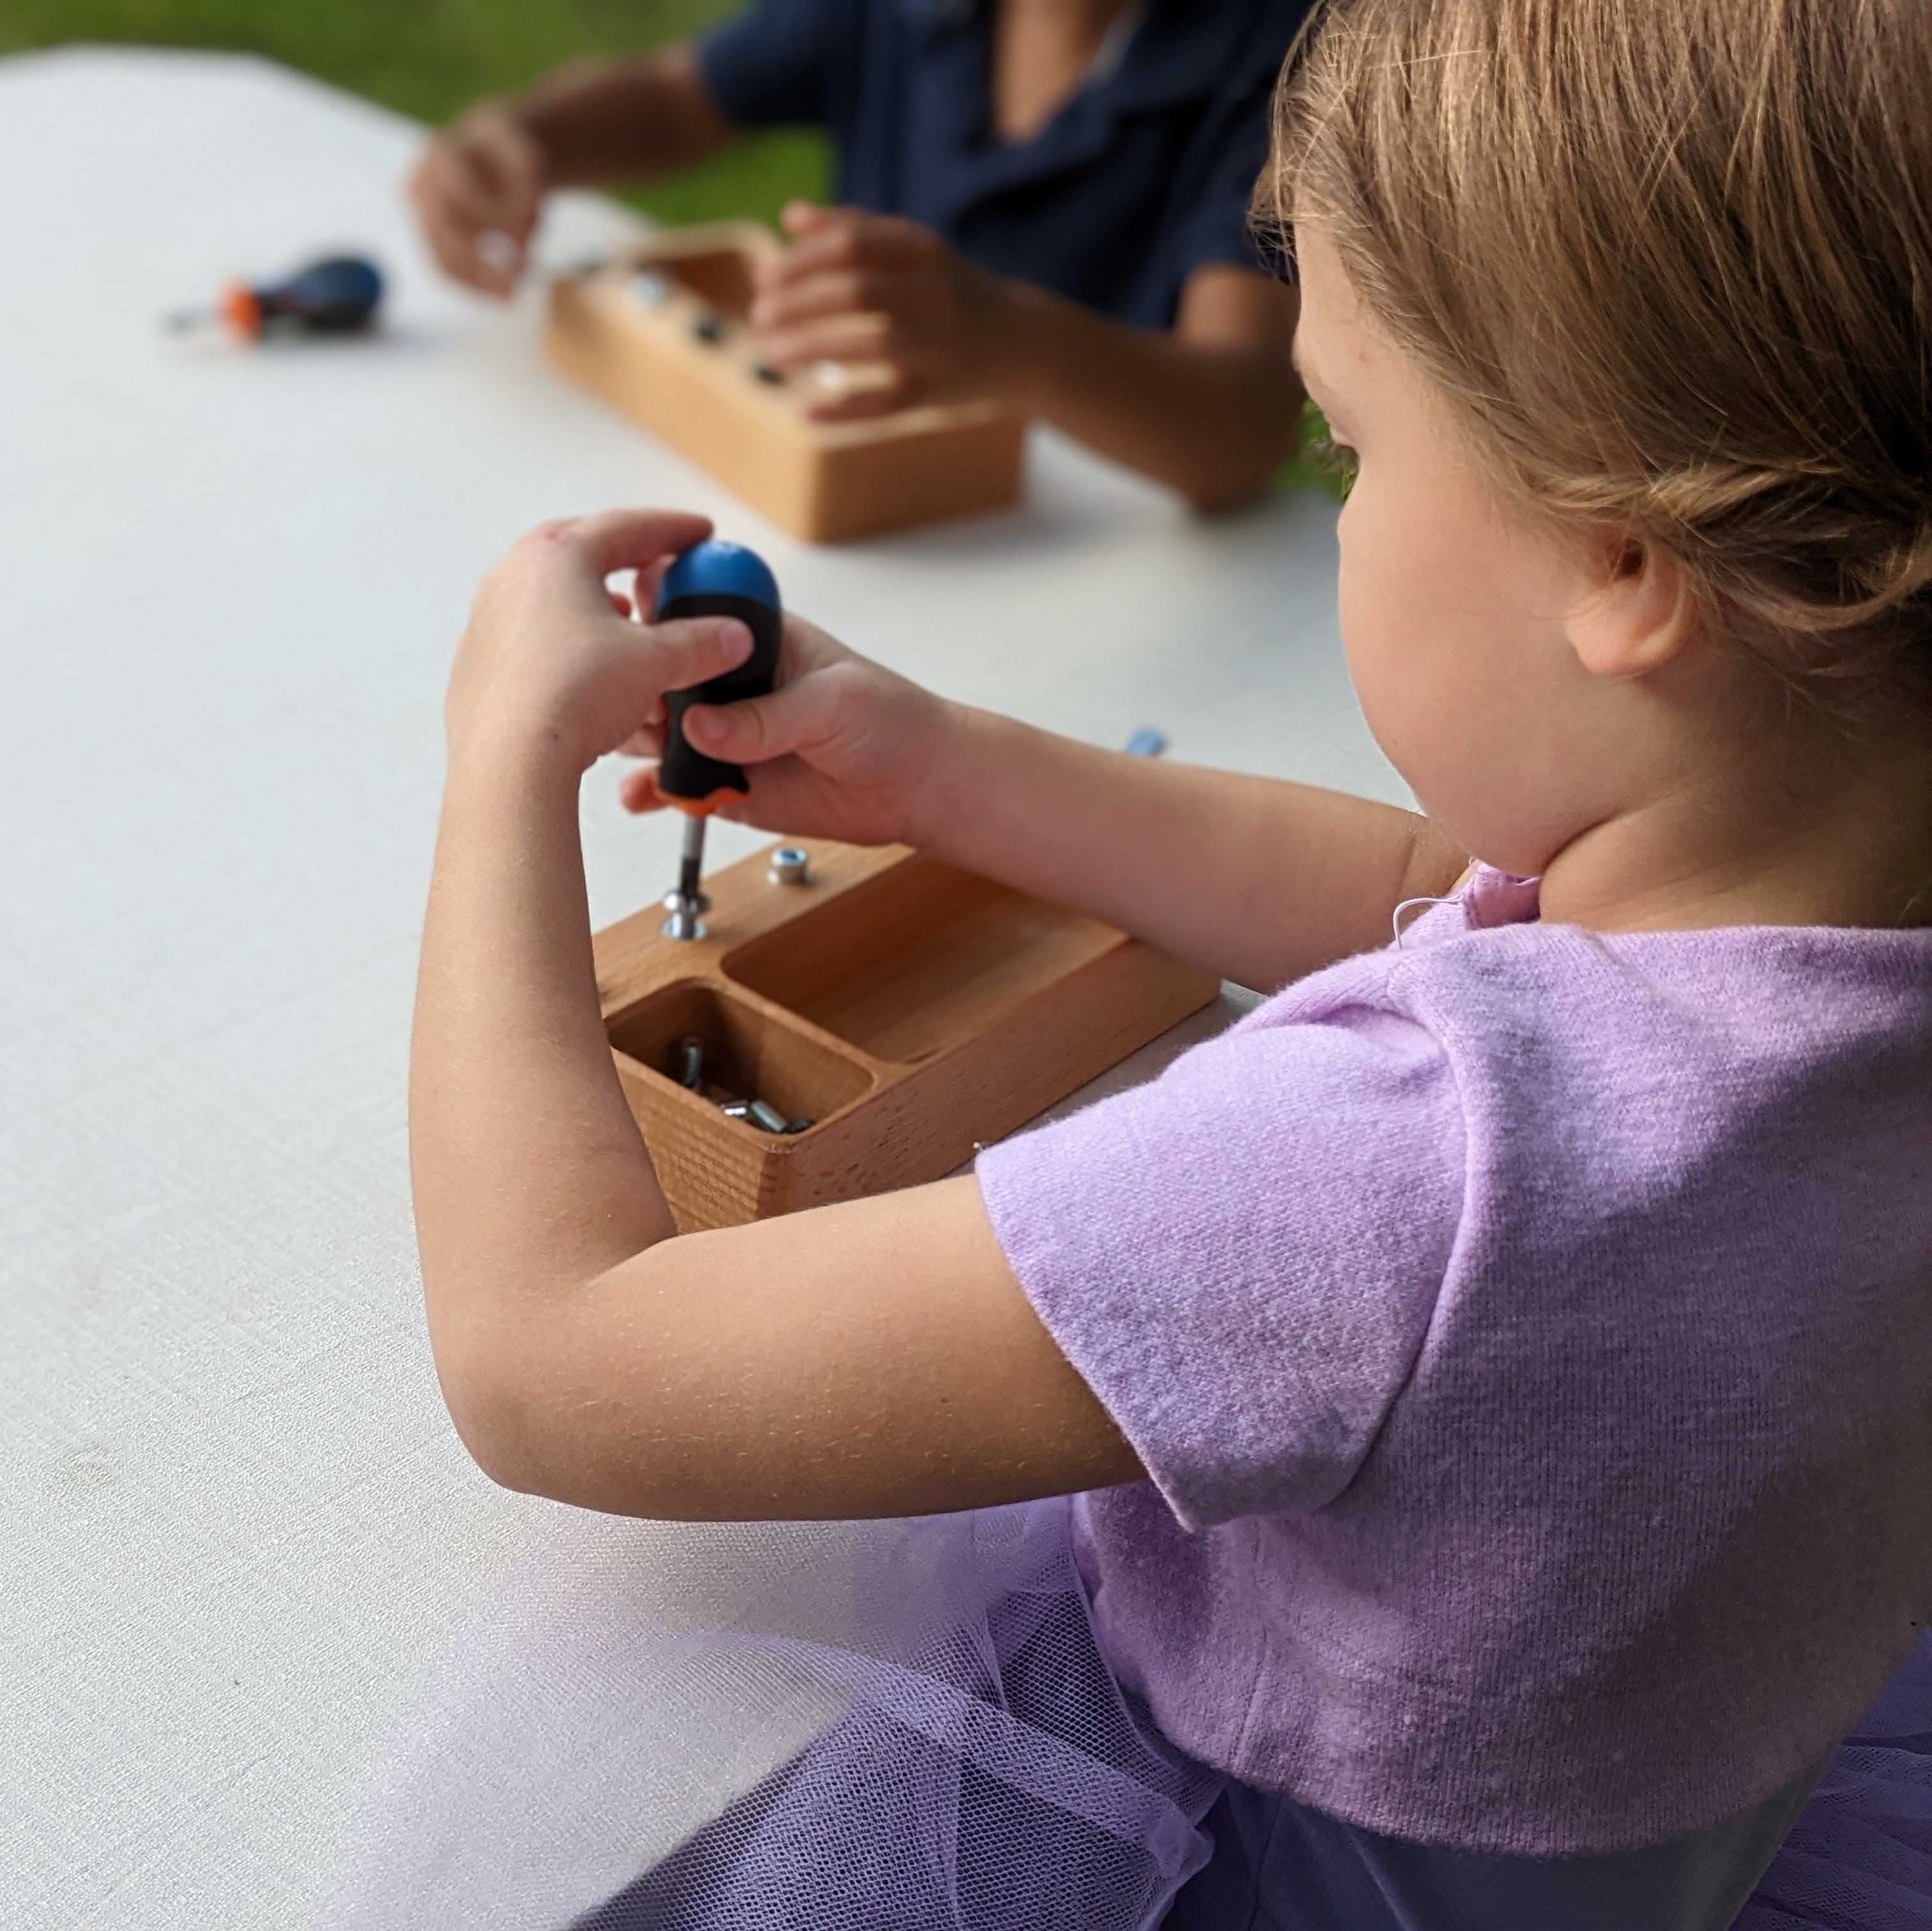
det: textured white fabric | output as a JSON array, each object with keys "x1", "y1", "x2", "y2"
[{"x1": 0, "y1": 45, "x2": 1387, "y2": 1927}]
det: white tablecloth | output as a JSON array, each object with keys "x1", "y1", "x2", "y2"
[{"x1": 0, "y1": 45, "x2": 1397, "y2": 1925}]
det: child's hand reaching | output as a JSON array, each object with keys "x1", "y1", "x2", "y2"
[
  {"x1": 444, "y1": 510, "x2": 756, "y2": 774},
  {"x1": 615, "y1": 608, "x2": 960, "y2": 850},
  {"x1": 749, "y1": 202, "x2": 1018, "y2": 422}
]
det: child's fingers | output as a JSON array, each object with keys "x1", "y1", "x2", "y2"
[
  {"x1": 766, "y1": 206, "x2": 924, "y2": 281},
  {"x1": 627, "y1": 618, "x2": 753, "y2": 702},
  {"x1": 753, "y1": 271, "x2": 901, "y2": 332},
  {"x1": 683, "y1": 677, "x2": 832, "y2": 765},
  {"x1": 755, "y1": 310, "x2": 896, "y2": 367},
  {"x1": 618, "y1": 765, "x2": 666, "y2": 814},
  {"x1": 632, "y1": 554, "x2": 677, "y2": 618},
  {"x1": 803, "y1": 369, "x2": 919, "y2": 421},
  {"x1": 555, "y1": 509, "x2": 714, "y2": 577},
  {"x1": 462, "y1": 114, "x2": 545, "y2": 240}
]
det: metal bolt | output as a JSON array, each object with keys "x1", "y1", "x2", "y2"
[
  {"x1": 782, "y1": 1118, "x2": 814, "y2": 1136},
  {"x1": 748, "y1": 1099, "x2": 790, "y2": 1134},
  {"x1": 719, "y1": 1100, "x2": 755, "y2": 1123},
  {"x1": 675, "y1": 1037, "x2": 705, "y2": 1092},
  {"x1": 767, "y1": 846, "x2": 813, "y2": 887},
  {"x1": 660, "y1": 887, "x2": 711, "y2": 943}
]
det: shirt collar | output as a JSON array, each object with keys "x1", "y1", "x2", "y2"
[{"x1": 901, "y1": 0, "x2": 1244, "y2": 112}]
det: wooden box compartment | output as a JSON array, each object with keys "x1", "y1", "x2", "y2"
[
  {"x1": 723, "y1": 854, "x2": 1129, "y2": 1064},
  {"x1": 595, "y1": 839, "x2": 1219, "y2": 1231},
  {"x1": 607, "y1": 981, "x2": 877, "y2": 1127}
]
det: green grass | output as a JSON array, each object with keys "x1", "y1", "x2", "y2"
[{"x1": 0, "y1": 0, "x2": 826, "y2": 224}]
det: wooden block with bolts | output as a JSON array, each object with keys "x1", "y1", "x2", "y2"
[
  {"x1": 593, "y1": 837, "x2": 1220, "y2": 1232},
  {"x1": 546, "y1": 221, "x2": 1028, "y2": 544}
]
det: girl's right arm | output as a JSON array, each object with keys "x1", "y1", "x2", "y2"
[
  {"x1": 626, "y1": 614, "x2": 1468, "y2": 991},
  {"x1": 416, "y1": 516, "x2": 1444, "y2": 1524}
]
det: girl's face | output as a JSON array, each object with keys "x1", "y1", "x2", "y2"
[{"x1": 1292, "y1": 226, "x2": 1641, "y2": 877}]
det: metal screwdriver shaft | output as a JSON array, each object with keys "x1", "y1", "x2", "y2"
[{"x1": 663, "y1": 814, "x2": 712, "y2": 942}]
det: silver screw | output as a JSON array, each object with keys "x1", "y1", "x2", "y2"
[
  {"x1": 663, "y1": 816, "x2": 712, "y2": 940},
  {"x1": 748, "y1": 1099, "x2": 790, "y2": 1134},
  {"x1": 719, "y1": 1100, "x2": 755, "y2": 1123},
  {"x1": 767, "y1": 846, "x2": 813, "y2": 887},
  {"x1": 783, "y1": 1118, "x2": 814, "y2": 1135},
  {"x1": 675, "y1": 1037, "x2": 705, "y2": 1092},
  {"x1": 660, "y1": 883, "x2": 713, "y2": 942}
]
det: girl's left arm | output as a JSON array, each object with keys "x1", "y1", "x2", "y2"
[{"x1": 413, "y1": 513, "x2": 1140, "y2": 1522}]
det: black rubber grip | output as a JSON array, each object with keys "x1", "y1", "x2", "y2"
[{"x1": 657, "y1": 591, "x2": 783, "y2": 802}]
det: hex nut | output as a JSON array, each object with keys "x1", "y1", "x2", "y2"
[{"x1": 768, "y1": 846, "x2": 813, "y2": 887}]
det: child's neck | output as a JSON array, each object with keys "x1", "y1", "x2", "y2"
[
  {"x1": 1537, "y1": 715, "x2": 1932, "y2": 936},
  {"x1": 990, "y1": 0, "x2": 1133, "y2": 144}
]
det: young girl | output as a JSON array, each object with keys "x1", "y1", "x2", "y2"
[{"x1": 388, "y1": 0, "x2": 1932, "y2": 1923}]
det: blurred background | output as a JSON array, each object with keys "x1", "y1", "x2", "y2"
[
  {"x1": 0, "y1": 1, "x2": 826, "y2": 222},
  {"x1": 0, "y1": 0, "x2": 1337, "y2": 491}
]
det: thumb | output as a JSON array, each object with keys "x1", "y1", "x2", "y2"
[{"x1": 682, "y1": 678, "x2": 831, "y2": 765}]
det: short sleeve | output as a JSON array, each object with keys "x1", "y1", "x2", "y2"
[
  {"x1": 976, "y1": 998, "x2": 1465, "y2": 1529},
  {"x1": 1171, "y1": 111, "x2": 1273, "y2": 282},
  {"x1": 1167, "y1": 6, "x2": 1309, "y2": 285},
  {"x1": 696, "y1": 0, "x2": 845, "y2": 130}
]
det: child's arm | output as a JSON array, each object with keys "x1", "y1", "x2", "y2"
[
  {"x1": 624, "y1": 615, "x2": 1468, "y2": 993},
  {"x1": 753, "y1": 206, "x2": 1306, "y2": 511},
  {"x1": 415, "y1": 515, "x2": 1457, "y2": 1519},
  {"x1": 413, "y1": 511, "x2": 1136, "y2": 1515}
]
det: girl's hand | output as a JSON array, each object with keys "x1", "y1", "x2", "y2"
[
  {"x1": 616, "y1": 610, "x2": 962, "y2": 850},
  {"x1": 445, "y1": 510, "x2": 756, "y2": 774},
  {"x1": 748, "y1": 203, "x2": 1022, "y2": 422}
]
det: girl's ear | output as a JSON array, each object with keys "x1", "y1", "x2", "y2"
[{"x1": 1567, "y1": 531, "x2": 1702, "y2": 680}]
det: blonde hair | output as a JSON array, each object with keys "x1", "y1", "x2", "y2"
[{"x1": 1261, "y1": 0, "x2": 1932, "y2": 709}]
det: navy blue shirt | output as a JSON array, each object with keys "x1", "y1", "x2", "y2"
[{"x1": 697, "y1": 0, "x2": 1310, "y2": 326}]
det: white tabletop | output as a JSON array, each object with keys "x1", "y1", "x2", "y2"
[{"x1": 0, "y1": 45, "x2": 1395, "y2": 1925}]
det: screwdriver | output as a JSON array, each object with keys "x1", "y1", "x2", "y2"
[
  {"x1": 163, "y1": 254, "x2": 385, "y2": 340},
  {"x1": 654, "y1": 540, "x2": 785, "y2": 940}
]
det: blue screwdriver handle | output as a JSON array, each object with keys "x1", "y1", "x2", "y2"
[
  {"x1": 654, "y1": 542, "x2": 783, "y2": 809},
  {"x1": 257, "y1": 256, "x2": 383, "y2": 332}
]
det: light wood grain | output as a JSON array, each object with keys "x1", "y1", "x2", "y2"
[
  {"x1": 546, "y1": 223, "x2": 1027, "y2": 543},
  {"x1": 593, "y1": 839, "x2": 1220, "y2": 1230}
]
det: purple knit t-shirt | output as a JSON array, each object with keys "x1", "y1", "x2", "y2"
[{"x1": 976, "y1": 871, "x2": 1932, "y2": 1857}]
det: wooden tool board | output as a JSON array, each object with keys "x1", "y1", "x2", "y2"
[
  {"x1": 548, "y1": 222, "x2": 1027, "y2": 543},
  {"x1": 594, "y1": 837, "x2": 1220, "y2": 1230}
]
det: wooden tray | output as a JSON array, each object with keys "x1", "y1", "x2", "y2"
[
  {"x1": 593, "y1": 837, "x2": 1220, "y2": 1230},
  {"x1": 548, "y1": 221, "x2": 1027, "y2": 543}
]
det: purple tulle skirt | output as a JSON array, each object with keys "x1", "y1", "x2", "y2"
[
  {"x1": 1735, "y1": 1631, "x2": 1932, "y2": 1931},
  {"x1": 328, "y1": 1498, "x2": 1220, "y2": 1928},
  {"x1": 326, "y1": 1496, "x2": 1931, "y2": 1930}
]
